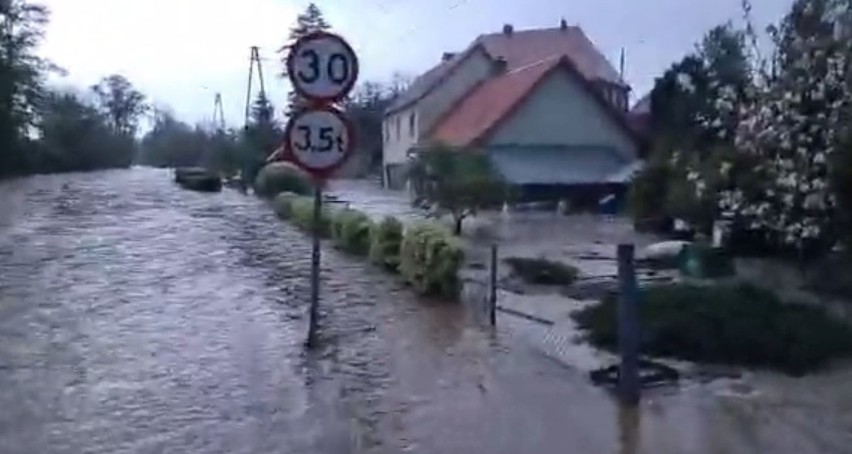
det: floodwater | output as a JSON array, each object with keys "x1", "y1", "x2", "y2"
[{"x1": 1, "y1": 168, "x2": 851, "y2": 454}]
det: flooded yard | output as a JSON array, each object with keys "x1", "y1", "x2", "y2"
[{"x1": 0, "y1": 170, "x2": 849, "y2": 453}]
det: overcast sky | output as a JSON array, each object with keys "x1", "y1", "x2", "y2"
[{"x1": 38, "y1": 0, "x2": 793, "y2": 128}]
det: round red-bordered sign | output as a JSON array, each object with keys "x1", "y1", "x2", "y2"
[
  {"x1": 282, "y1": 105, "x2": 356, "y2": 181},
  {"x1": 286, "y1": 31, "x2": 360, "y2": 105}
]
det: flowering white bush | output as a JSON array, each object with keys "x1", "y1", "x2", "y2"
[{"x1": 685, "y1": 0, "x2": 852, "y2": 252}]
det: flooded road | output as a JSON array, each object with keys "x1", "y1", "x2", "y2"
[{"x1": 1, "y1": 168, "x2": 850, "y2": 454}]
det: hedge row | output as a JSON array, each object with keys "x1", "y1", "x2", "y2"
[
  {"x1": 572, "y1": 283, "x2": 852, "y2": 375},
  {"x1": 255, "y1": 162, "x2": 313, "y2": 198},
  {"x1": 399, "y1": 223, "x2": 465, "y2": 299},
  {"x1": 271, "y1": 194, "x2": 464, "y2": 299}
]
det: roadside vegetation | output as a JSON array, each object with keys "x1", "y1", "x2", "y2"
[
  {"x1": 504, "y1": 257, "x2": 579, "y2": 286},
  {"x1": 254, "y1": 162, "x2": 313, "y2": 198},
  {"x1": 0, "y1": 2, "x2": 149, "y2": 177},
  {"x1": 369, "y1": 216, "x2": 404, "y2": 271},
  {"x1": 630, "y1": 0, "x2": 852, "y2": 267},
  {"x1": 573, "y1": 283, "x2": 852, "y2": 375},
  {"x1": 615, "y1": 1, "x2": 852, "y2": 378},
  {"x1": 272, "y1": 194, "x2": 465, "y2": 300},
  {"x1": 408, "y1": 144, "x2": 509, "y2": 235}
]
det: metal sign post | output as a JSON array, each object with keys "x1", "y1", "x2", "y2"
[
  {"x1": 283, "y1": 31, "x2": 359, "y2": 349},
  {"x1": 617, "y1": 243, "x2": 640, "y2": 405}
]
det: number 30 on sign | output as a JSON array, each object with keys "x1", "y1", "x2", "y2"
[
  {"x1": 283, "y1": 106, "x2": 354, "y2": 179},
  {"x1": 286, "y1": 31, "x2": 359, "y2": 103}
]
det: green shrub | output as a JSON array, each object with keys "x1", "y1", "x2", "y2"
[
  {"x1": 331, "y1": 209, "x2": 374, "y2": 256},
  {"x1": 504, "y1": 257, "x2": 579, "y2": 285},
  {"x1": 805, "y1": 253, "x2": 852, "y2": 300},
  {"x1": 254, "y1": 162, "x2": 313, "y2": 198},
  {"x1": 369, "y1": 216, "x2": 404, "y2": 271},
  {"x1": 290, "y1": 196, "x2": 334, "y2": 237},
  {"x1": 399, "y1": 223, "x2": 465, "y2": 299},
  {"x1": 572, "y1": 283, "x2": 852, "y2": 375},
  {"x1": 680, "y1": 243, "x2": 734, "y2": 278},
  {"x1": 272, "y1": 192, "x2": 301, "y2": 219},
  {"x1": 628, "y1": 159, "x2": 671, "y2": 230}
]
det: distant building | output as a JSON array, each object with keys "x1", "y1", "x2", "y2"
[
  {"x1": 626, "y1": 92, "x2": 653, "y2": 150},
  {"x1": 382, "y1": 20, "x2": 645, "y2": 205}
]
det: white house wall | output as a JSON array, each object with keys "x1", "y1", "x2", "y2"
[
  {"x1": 382, "y1": 48, "x2": 494, "y2": 166},
  {"x1": 383, "y1": 106, "x2": 419, "y2": 166}
]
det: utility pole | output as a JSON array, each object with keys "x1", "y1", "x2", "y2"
[
  {"x1": 244, "y1": 46, "x2": 268, "y2": 128},
  {"x1": 213, "y1": 93, "x2": 225, "y2": 131},
  {"x1": 241, "y1": 46, "x2": 271, "y2": 190}
]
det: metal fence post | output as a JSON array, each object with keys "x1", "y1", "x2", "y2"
[
  {"x1": 306, "y1": 186, "x2": 322, "y2": 349},
  {"x1": 617, "y1": 243, "x2": 640, "y2": 405},
  {"x1": 489, "y1": 243, "x2": 498, "y2": 326}
]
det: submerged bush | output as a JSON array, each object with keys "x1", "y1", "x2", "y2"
[
  {"x1": 254, "y1": 162, "x2": 313, "y2": 198},
  {"x1": 399, "y1": 223, "x2": 464, "y2": 299},
  {"x1": 289, "y1": 196, "x2": 334, "y2": 237},
  {"x1": 272, "y1": 191, "x2": 301, "y2": 219},
  {"x1": 331, "y1": 209, "x2": 373, "y2": 256},
  {"x1": 572, "y1": 283, "x2": 852, "y2": 375},
  {"x1": 369, "y1": 216, "x2": 404, "y2": 271},
  {"x1": 504, "y1": 257, "x2": 579, "y2": 285}
]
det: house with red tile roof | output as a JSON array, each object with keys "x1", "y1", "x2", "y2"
[{"x1": 382, "y1": 20, "x2": 645, "y2": 204}]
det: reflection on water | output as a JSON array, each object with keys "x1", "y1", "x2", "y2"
[
  {"x1": 0, "y1": 168, "x2": 850, "y2": 454},
  {"x1": 618, "y1": 403, "x2": 641, "y2": 454}
]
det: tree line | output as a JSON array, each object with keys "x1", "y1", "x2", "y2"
[
  {"x1": 0, "y1": 2, "x2": 147, "y2": 177},
  {"x1": 0, "y1": 1, "x2": 408, "y2": 182}
]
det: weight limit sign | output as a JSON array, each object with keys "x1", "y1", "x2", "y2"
[{"x1": 283, "y1": 106, "x2": 354, "y2": 179}]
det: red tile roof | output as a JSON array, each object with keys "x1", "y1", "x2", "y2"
[
  {"x1": 387, "y1": 25, "x2": 624, "y2": 115},
  {"x1": 475, "y1": 26, "x2": 624, "y2": 85},
  {"x1": 430, "y1": 56, "x2": 641, "y2": 149},
  {"x1": 429, "y1": 56, "x2": 560, "y2": 146}
]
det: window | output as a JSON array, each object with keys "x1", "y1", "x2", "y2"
[
  {"x1": 395, "y1": 116, "x2": 401, "y2": 139},
  {"x1": 408, "y1": 112, "x2": 416, "y2": 137}
]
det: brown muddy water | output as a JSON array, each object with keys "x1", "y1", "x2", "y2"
[{"x1": 0, "y1": 168, "x2": 850, "y2": 454}]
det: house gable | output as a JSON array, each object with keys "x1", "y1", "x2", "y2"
[
  {"x1": 417, "y1": 47, "x2": 494, "y2": 137},
  {"x1": 484, "y1": 62, "x2": 639, "y2": 161},
  {"x1": 382, "y1": 45, "x2": 493, "y2": 166},
  {"x1": 385, "y1": 44, "x2": 491, "y2": 116}
]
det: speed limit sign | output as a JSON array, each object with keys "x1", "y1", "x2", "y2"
[
  {"x1": 286, "y1": 31, "x2": 359, "y2": 104},
  {"x1": 283, "y1": 106, "x2": 354, "y2": 179}
]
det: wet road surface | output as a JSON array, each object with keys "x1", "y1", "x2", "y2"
[{"x1": 1, "y1": 168, "x2": 851, "y2": 454}]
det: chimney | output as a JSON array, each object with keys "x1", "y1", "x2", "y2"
[
  {"x1": 560, "y1": 18, "x2": 568, "y2": 30},
  {"x1": 441, "y1": 52, "x2": 456, "y2": 62},
  {"x1": 502, "y1": 24, "x2": 513, "y2": 36},
  {"x1": 492, "y1": 56, "x2": 508, "y2": 74}
]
